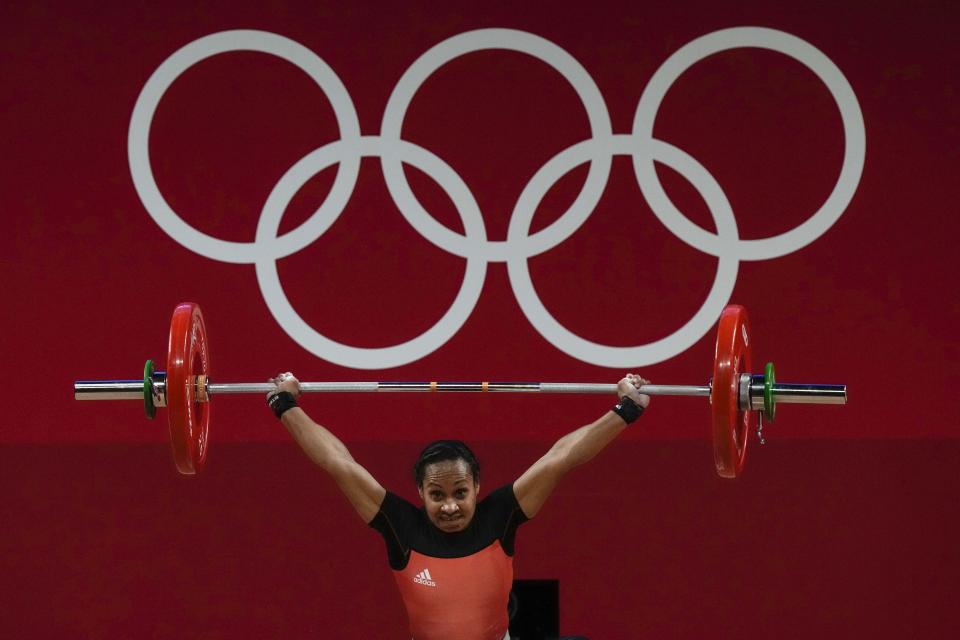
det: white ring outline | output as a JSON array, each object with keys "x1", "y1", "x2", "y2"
[
  {"x1": 632, "y1": 26, "x2": 866, "y2": 260},
  {"x1": 255, "y1": 137, "x2": 488, "y2": 369},
  {"x1": 128, "y1": 30, "x2": 362, "y2": 263},
  {"x1": 507, "y1": 135, "x2": 740, "y2": 367},
  {"x1": 379, "y1": 28, "x2": 613, "y2": 262}
]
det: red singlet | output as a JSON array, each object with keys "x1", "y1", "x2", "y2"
[{"x1": 369, "y1": 485, "x2": 528, "y2": 640}]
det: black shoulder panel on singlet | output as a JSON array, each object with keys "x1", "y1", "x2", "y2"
[{"x1": 369, "y1": 484, "x2": 529, "y2": 570}]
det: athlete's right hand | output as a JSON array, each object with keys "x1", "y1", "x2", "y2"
[
  {"x1": 269, "y1": 371, "x2": 302, "y2": 398},
  {"x1": 617, "y1": 373, "x2": 651, "y2": 409}
]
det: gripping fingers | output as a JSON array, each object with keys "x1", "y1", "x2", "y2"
[{"x1": 622, "y1": 373, "x2": 651, "y2": 407}]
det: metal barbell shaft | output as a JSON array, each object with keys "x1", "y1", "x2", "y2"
[
  {"x1": 74, "y1": 380, "x2": 701, "y2": 399},
  {"x1": 212, "y1": 382, "x2": 709, "y2": 395},
  {"x1": 73, "y1": 379, "x2": 845, "y2": 404}
]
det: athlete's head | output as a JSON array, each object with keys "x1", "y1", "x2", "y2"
[{"x1": 414, "y1": 440, "x2": 480, "y2": 533}]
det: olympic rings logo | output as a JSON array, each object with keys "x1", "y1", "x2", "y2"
[{"x1": 129, "y1": 27, "x2": 865, "y2": 370}]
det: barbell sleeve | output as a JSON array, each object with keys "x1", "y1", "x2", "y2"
[{"x1": 74, "y1": 381, "x2": 145, "y2": 401}]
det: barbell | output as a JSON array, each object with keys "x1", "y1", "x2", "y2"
[{"x1": 73, "y1": 302, "x2": 846, "y2": 478}]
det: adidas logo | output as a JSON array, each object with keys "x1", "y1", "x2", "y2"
[{"x1": 413, "y1": 568, "x2": 436, "y2": 587}]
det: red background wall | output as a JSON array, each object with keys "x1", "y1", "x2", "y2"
[{"x1": 2, "y1": 1, "x2": 958, "y2": 638}]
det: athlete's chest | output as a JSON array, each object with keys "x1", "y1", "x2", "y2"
[{"x1": 395, "y1": 541, "x2": 514, "y2": 609}]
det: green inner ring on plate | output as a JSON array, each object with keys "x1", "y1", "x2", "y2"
[
  {"x1": 144, "y1": 359, "x2": 156, "y2": 419},
  {"x1": 763, "y1": 361, "x2": 776, "y2": 423}
]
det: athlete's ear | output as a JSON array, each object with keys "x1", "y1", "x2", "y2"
[{"x1": 417, "y1": 484, "x2": 425, "y2": 501}]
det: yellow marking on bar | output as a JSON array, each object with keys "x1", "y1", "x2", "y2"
[
  {"x1": 430, "y1": 381, "x2": 437, "y2": 392},
  {"x1": 195, "y1": 375, "x2": 208, "y2": 403},
  {"x1": 482, "y1": 381, "x2": 489, "y2": 392}
]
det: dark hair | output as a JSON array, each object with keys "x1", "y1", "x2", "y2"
[{"x1": 413, "y1": 440, "x2": 480, "y2": 487}]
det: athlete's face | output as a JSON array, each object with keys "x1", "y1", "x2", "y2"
[{"x1": 418, "y1": 459, "x2": 478, "y2": 533}]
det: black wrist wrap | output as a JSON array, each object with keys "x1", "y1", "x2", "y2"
[
  {"x1": 268, "y1": 391, "x2": 298, "y2": 419},
  {"x1": 612, "y1": 396, "x2": 644, "y2": 424}
]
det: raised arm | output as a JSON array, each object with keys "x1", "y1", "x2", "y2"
[
  {"x1": 513, "y1": 374, "x2": 650, "y2": 519},
  {"x1": 268, "y1": 372, "x2": 386, "y2": 523}
]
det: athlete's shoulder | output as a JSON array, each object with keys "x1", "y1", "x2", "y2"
[
  {"x1": 378, "y1": 490, "x2": 422, "y2": 519},
  {"x1": 479, "y1": 483, "x2": 521, "y2": 509},
  {"x1": 477, "y1": 483, "x2": 527, "y2": 527},
  {"x1": 476, "y1": 483, "x2": 527, "y2": 556},
  {"x1": 369, "y1": 490, "x2": 423, "y2": 531},
  {"x1": 369, "y1": 491, "x2": 426, "y2": 570}
]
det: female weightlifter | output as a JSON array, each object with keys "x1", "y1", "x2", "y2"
[{"x1": 266, "y1": 372, "x2": 651, "y2": 640}]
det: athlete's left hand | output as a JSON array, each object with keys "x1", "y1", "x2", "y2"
[{"x1": 617, "y1": 373, "x2": 651, "y2": 408}]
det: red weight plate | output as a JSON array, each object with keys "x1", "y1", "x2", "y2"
[
  {"x1": 166, "y1": 302, "x2": 210, "y2": 475},
  {"x1": 711, "y1": 305, "x2": 753, "y2": 478}
]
